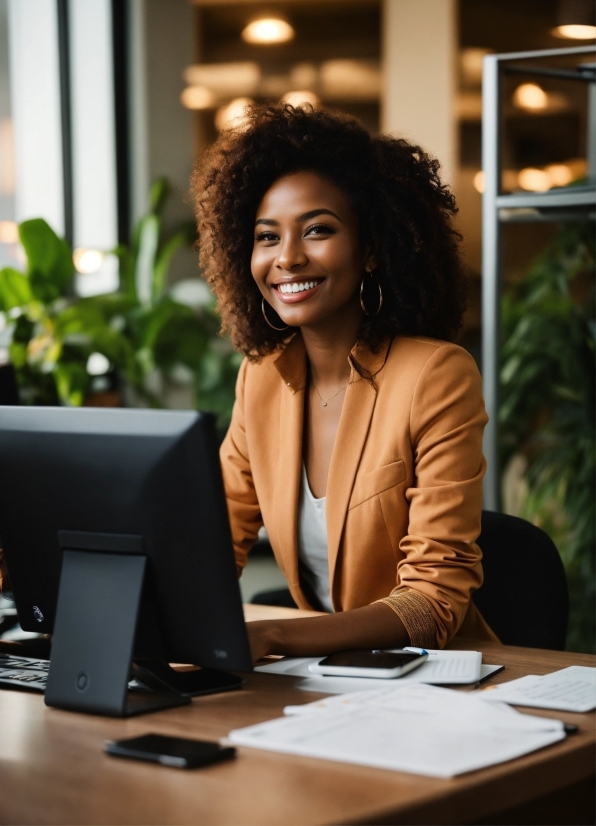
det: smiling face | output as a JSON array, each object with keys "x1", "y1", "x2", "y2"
[{"x1": 251, "y1": 171, "x2": 374, "y2": 332}]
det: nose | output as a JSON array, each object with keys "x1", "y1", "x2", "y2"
[{"x1": 275, "y1": 236, "x2": 308, "y2": 271}]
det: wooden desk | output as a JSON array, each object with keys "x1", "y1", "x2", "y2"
[{"x1": 0, "y1": 605, "x2": 593, "y2": 826}]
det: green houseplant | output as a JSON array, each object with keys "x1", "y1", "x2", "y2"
[
  {"x1": 500, "y1": 221, "x2": 595, "y2": 653},
  {"x1": 0, "y1": 180, "x2": 240, "y2": 424}
]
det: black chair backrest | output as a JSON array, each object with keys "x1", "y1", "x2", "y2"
[
  {"x1": 474, "y1": 510, "x2": 569, "y2": 650},
  {"x1": 0, "y1": 365, "x2": 19, "y2": 405}
]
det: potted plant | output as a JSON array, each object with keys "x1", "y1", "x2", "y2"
[
  {"x1": 0, "y1": 180, "x2": 240, "y2": 424},
  {"x1": 500, "y1": 221, "x2": 595, "y2": 653}
]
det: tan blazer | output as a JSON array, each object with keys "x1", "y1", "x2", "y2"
[{"x1": 220, "y1": 333, "x2": 498, "y2": 648}]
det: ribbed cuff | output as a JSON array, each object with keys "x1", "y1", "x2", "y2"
[{"x1": 376, "y1": 589, "x2": 437, "y2": 649}]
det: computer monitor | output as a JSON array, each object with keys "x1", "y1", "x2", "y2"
[{"x1": 0, "y1": 406, "x2": 253, "y2": 717}]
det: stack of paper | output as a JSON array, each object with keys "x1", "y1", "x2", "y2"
[
  {"x1": 228, "y1": 683, "x2": 565, "y2": 778},
  {"x1": 256, "y1": 650, "x2": 504, "y2": 693},
  {"x1": 481, "y1": 666, "x2": 596, "y2": 712}
]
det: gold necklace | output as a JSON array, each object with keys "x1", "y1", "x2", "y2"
[{"x1": 312, "y1": 381, "x2": 348, "y2": 407}]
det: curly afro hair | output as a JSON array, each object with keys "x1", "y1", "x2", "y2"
[{"x1": 191, "y1": 103, "x2": 467, "y2": 360}]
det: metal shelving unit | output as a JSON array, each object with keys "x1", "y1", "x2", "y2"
[{"x1": 481, "y1": 45, "x2": 596, "y2": 511}]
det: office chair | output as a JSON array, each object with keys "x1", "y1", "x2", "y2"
[
  {"x1": 474, "y1": 510, "x2": 568, "y2": 651},
  {"x1": 251, "y1": 511, "x2": 569, "y2": 651}
]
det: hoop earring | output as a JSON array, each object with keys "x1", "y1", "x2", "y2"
[
  {"x1": 360, "y1": 271, "x2": 383, "y2": 317},
  {"x1": 262, "y1": 298, "x2": 289, "y2": 331}
]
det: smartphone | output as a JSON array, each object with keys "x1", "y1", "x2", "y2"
[
  {"x1": 104, "y1": 733, "x2": 236, "y2": 769},
  {"x1": 308, "y1": 649, "x2": 428, "y2": 679}
]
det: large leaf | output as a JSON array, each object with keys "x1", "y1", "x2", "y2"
[
  {"x1": 0, "y1": 267, "x2": 33, "y2": 310},
  {"x1": 54, "y1": 361, "x2": 90, "y2": 406},
  {"x1": 135, "y1": 214, "x2": 160, "y2": 305},
  {"x1": 88, "y1": 326, "x2": 140, "y2": 382},
  {"x1": 56, "y1": 302, "x2": 107, "y2": 337},
  {"x1": 113, "y1": 244, "x2": 136, "y2": 301},
  {"x1": 153, "y1": 221, "x2": 196, "y2": 302},
  {"x1": 19, "y1": 219, "x2": 74, "y2": 302},
  {"x1": 152, "y1": 311, "x2": 208, "y2": 371},
  {"x1": 149, "y1": 177, "x2": 169, "y2": 215},
  {"x1": 132, "y1": 298, "x2": 188, "y2": 351}
]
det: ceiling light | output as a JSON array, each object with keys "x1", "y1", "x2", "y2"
[
  {"x1": 242, "y1": 18, "x2": 294, "y2": 45},
  {"x1": 552, "y1": 0, "x2": 595, "y2": 38},
  {"x1": 553, "y1": 23, "x2": 596, "y2": 38},
  {"x1": 215, "y1": 98, "x2": 254, "y2": 132},
  {"x1": 73, "y1": 248, "x2": 103, "y2": 274},
  {"x1": 518, "y1": 168, "x2": 551, "y2": 192},
  {"x1": 282, "y1": 90, "x2": 320, "y2": 108},
  {"x1": 180, "y1": 85, "x2": 216, "y2": 110},
  {"x1": 513, "y1": 83, "x2": 548, "y2": 110},
  {"x1": 0, "y1": 220, "x2": 19, "y2": 244}
]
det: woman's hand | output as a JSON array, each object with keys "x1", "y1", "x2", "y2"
[
  {"x1": 246, "y1": 620, "x2": 281, "y2": 662},
  {"x1": 246, "y1": 603, "x2": 409, "y2": 664}
]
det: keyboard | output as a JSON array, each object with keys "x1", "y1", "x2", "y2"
[
  {"x1": 0, "y1": 654, "x2": 48, "y2": 692},
  {"x1": 0, "y1": 654, "x2": 157, "y2": 694}
]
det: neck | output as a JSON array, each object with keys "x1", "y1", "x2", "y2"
[{"x1": 300, "y1": 301, "x2": 363, "y2": 386}]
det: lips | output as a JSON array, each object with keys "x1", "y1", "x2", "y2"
[{"x1": 273, "y1": 278, "x2": 324, "y2": 303}]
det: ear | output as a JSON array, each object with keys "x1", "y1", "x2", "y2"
[{"x1": 364, "y1": 244, "x2": 378, "y2": 272}]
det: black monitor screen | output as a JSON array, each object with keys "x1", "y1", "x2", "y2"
[{"x1": 0, "y1": 406, "x2": 252, "y2": 674}]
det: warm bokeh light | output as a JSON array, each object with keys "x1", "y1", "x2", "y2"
[
  {"x1": 0, "y1": 220, "x2": 18, "y2": 244},
  {"x1": 86, "y1": 352, "x2": 110, "y2": 376},
  {"x1": 473, "y1": 171, "x2": 485, "y2": 194},
  {"x1": 73, "y1": 247, "x2": 103, "y2": 274},
  {"x1": 545, "y1": 164, "x2": 574, "y2": 187},
  {"x1": 282, "y1": 90, "x2": 320, "y2": 108},
  {"x1": 518, "y1": 168, "x2": 551, "y2": 192},
  {"x1": 183, "y1": 62, "x2": 260, "y2": 97},
  {"x1": 459, "y1": 48, "x2": 492, "y2": 87},
  {"x1": 513, "y1": 83, "x2": 548, "y2": 110},
  {"x1": 242, "y1": 18, "x2": 295, "y2": 45},
  {"x1": 320, "y1": 59, "x2": 381, "y2": 99},
  {"x1": 215, "y1": 97, "x2": 253, "y2": 132},
  {"x1": 289, "y1": 63, "x2": 318, "y2": 90},
  {"x1": 180, "y1": 85, "x2": 216, "y2": 110},
  {"x1": 552, "y1": 24, "x2": 596, "y2": 39}
]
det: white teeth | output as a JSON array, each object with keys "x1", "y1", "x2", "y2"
[{"x1": 279, "y1": 281, "x2": 318, "y2": 294}]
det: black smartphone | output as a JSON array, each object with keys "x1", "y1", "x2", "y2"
[
  {"x1": 309, "y1": 649, "x2": 428, "y2": 678},
  {"x1": 104, "y1": 733, "x2": 236, "y2": 769}
]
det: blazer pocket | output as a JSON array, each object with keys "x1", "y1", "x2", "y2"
[{"x1": 349, "y1": 460, "x2": 406, "y2": 509}]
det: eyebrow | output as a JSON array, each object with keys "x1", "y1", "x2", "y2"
[{"x1": 254, "y1": 208, "x2": 342, "y2": 227}]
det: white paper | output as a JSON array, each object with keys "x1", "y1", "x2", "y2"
[
  {"x1": 480, "y1": 666, "x2": 596, "y2": 712},
  {"x1": 256, "y1": 650, "x2": 485, "y2": 686},
  {"x1": 228, "y1": 683, "x2": 565, "y2": 778}
]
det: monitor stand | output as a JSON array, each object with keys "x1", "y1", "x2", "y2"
[
  {"x1": 133, "y1": 659, "x2": 244, "y2": 697},
  {"x1": 44, "y1": 537, "x2": 190, "y2": 717}
]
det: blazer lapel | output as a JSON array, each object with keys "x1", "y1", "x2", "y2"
[
  {"x1": 272, "y1": 335, "x2": 306, "y2": 590},
  {"x1": 326, "y1": 341, "x2": 391, "y2": 607}
]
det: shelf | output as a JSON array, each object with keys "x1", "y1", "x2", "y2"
[
  {"x1": 499, "y1": 207, "x2": 596, "y2": 223},
  {"x1": 495, "y1": 185, "x2": 596, "y2": 211},
  {"x1": 481, "y1": 46, "x2": 596, "y2": 511}
]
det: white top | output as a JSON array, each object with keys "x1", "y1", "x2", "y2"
[{"x1": 297, "y1": 464, "x2": 333, "y2": 612}]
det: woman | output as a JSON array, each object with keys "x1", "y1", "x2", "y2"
[{"x1": 192, "y1": 104, "x2": 497, "y2": 662}]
